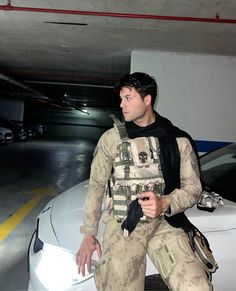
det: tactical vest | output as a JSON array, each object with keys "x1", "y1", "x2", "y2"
[{"x1": 109, "y1": 115, "x2": 165, "y2": 220}]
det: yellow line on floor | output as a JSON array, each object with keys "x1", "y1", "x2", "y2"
[{"x1": 0, "y1": 185, "x2": 57, "y2": 241}]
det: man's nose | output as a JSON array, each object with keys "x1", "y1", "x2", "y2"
[{"x1": 120, "y1": 98, "x2": 125, "y2": 108}]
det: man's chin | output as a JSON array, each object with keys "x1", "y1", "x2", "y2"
[{"x1": 123, "y1": 114, "x2": 131, "y2": 122}]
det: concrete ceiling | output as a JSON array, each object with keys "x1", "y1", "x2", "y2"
[{"x1": 0, "y1": 0, "x2": 236, "y2": 108}]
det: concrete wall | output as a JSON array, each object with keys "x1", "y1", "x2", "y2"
[
  {"x1": 0, "y1": 99, "x2": 24, "y2": 122},
  {"x1": 131, "y1": 51, "x2": 236, "y2": 152}
]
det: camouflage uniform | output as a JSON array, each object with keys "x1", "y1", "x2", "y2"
[{"x1": 80, "y1": 127, "x2": 213, "y2": 291}]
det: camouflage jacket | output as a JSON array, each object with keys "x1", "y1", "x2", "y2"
[{"x1": 80, "y1": 126, "x2": 202, "y2": 236}]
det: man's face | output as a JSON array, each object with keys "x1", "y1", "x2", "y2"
[{"x1": 120, "y1": 86, "x2": 148, "y2": 123}]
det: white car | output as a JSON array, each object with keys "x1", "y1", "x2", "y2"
[
  {"x1": 0, "y1": 126, "x2": 13, "y2": 144},
  {"x1": 28, "y1": 143, "x2": 236, "y2": 291}
]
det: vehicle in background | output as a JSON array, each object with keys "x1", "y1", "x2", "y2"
[
  {"x1": 0, "y1": 117, "x2": 28, "y2": 141},
  {"x1": 25, "y1": 122, "x2": 47, "y2": 138},
  {"x1": 28, "y1": 143, "x2": 236, "y2": 291},
  {"x1": 0, "y1": 126, "x2": 13, "y2": 144}
]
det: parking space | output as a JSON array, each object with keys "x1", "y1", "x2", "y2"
[{"x1": 0, "y1": 137, "x2": 96, "y2": 291}]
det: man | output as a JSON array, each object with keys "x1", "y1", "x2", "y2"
[{"x1": 77, "y1": 72, "x2": 213, "y2": 291}]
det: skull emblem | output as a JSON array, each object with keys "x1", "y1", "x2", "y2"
[{"x1": 139, "y1": 151, "x2": 148, "y2": 163}]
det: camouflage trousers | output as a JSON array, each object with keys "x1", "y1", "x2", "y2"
[{"x1": 94, "y1": 212, "x2": 213, "y2": 291}]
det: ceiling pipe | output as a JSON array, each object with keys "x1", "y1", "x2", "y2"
[
  {"x1": 0, "y1": 73, "x2": 48, "y2": 99},
  {"x1": 25, "y1": 80, "x2": 113, "y2": 89},
  {"x1": 0, "y1": 5, "x2": 236, "y2": 24}
]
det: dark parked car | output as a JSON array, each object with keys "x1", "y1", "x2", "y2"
[
  {"x1": 25, "y1": 122, "x2": 47, "y2": 138},
  {"x1": 0, "y1": 117, "x2": 28, "y2": 141}
]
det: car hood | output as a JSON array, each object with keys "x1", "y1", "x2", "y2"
[
  {"x1": 49, "y1": 180, "x2": 90, "y2": 251},
  {"x1": 186, "y1": 198, "x2": 236, "y2": 232},
  {"x1": 49, "y1": 182, "x2": 236, "y2": 251}
]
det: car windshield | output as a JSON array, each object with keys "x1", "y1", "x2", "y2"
[{"x1": 200, "y1": 144, "x2": 236, "y2": 202}]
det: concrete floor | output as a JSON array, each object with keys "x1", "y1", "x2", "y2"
[{"x1": 0, "y1": 137, "x2": 96, "y2": 291}]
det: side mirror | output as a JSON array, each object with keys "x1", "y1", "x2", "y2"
[{"x1": 197, "y1": 191, "x2": 224, "y2": 212}]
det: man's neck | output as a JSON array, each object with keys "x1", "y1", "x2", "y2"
[{"x1": 133, "y1": 111, "x2": 156, "y2": 127}]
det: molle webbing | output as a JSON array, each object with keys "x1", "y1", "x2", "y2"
[
  {"x1": 109, "y1": 114, "x2": 165, "y2": 219},
  {"x1": 112, "y1": 183, "x2": 164, "y2": 219},
  {"x1": 110, "y1": 114, "x2": 131, "y2": 179}
]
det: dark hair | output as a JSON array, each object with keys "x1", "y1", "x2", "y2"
[{"x1": 115, "y1": 72, "x2": 157, "y2": 107}]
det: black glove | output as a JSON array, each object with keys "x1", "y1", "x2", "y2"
[{"x1": 121, "y1": 198, "x2": 143, "y2": 235}]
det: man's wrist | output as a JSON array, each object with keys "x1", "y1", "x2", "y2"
[
  {"x1": 161, "y1": 197, "x2": 171, "y2": 215},
  {"x1": 84, "y1": 235, "x2": 96, "y2": 242}
]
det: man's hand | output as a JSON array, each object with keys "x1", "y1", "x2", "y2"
[
  {"x1": 76, "y1": 235, "x2": 102, "y2": 276},
  {"x1": 137, "y1": 192, "x2": 169, "y2": 218}
]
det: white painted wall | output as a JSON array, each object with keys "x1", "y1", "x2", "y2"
[{"x1": 131, "y1": 51, "x2": 236, "y2": 143}]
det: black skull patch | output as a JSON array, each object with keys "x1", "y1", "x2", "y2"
[{"x1": 139, "y1": 151, "x2": 148, "y2": 163}]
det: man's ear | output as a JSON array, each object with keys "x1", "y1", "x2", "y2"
[{"x1": 144, "y1": 94, "x2": 152, "y2": 106}]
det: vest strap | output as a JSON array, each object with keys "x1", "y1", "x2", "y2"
[
  {"x1": 110, "y1": 114, "x2": 131, "y2": 178},
  {"x1": 110, "y1": 114, "x2": 129, "y2": 141}
]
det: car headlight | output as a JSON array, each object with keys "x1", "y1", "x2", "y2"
[{"x1": 35, "y1": 243, "x2": 95, "y2": 290}]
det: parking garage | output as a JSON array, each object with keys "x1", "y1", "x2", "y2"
[{"x1": 0, "y1": 1, "x2": 236, "y2": 291}]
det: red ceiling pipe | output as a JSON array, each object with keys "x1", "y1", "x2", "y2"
[{"x1": 0, "y1": 5, "x2": 236, "y2": 24}]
